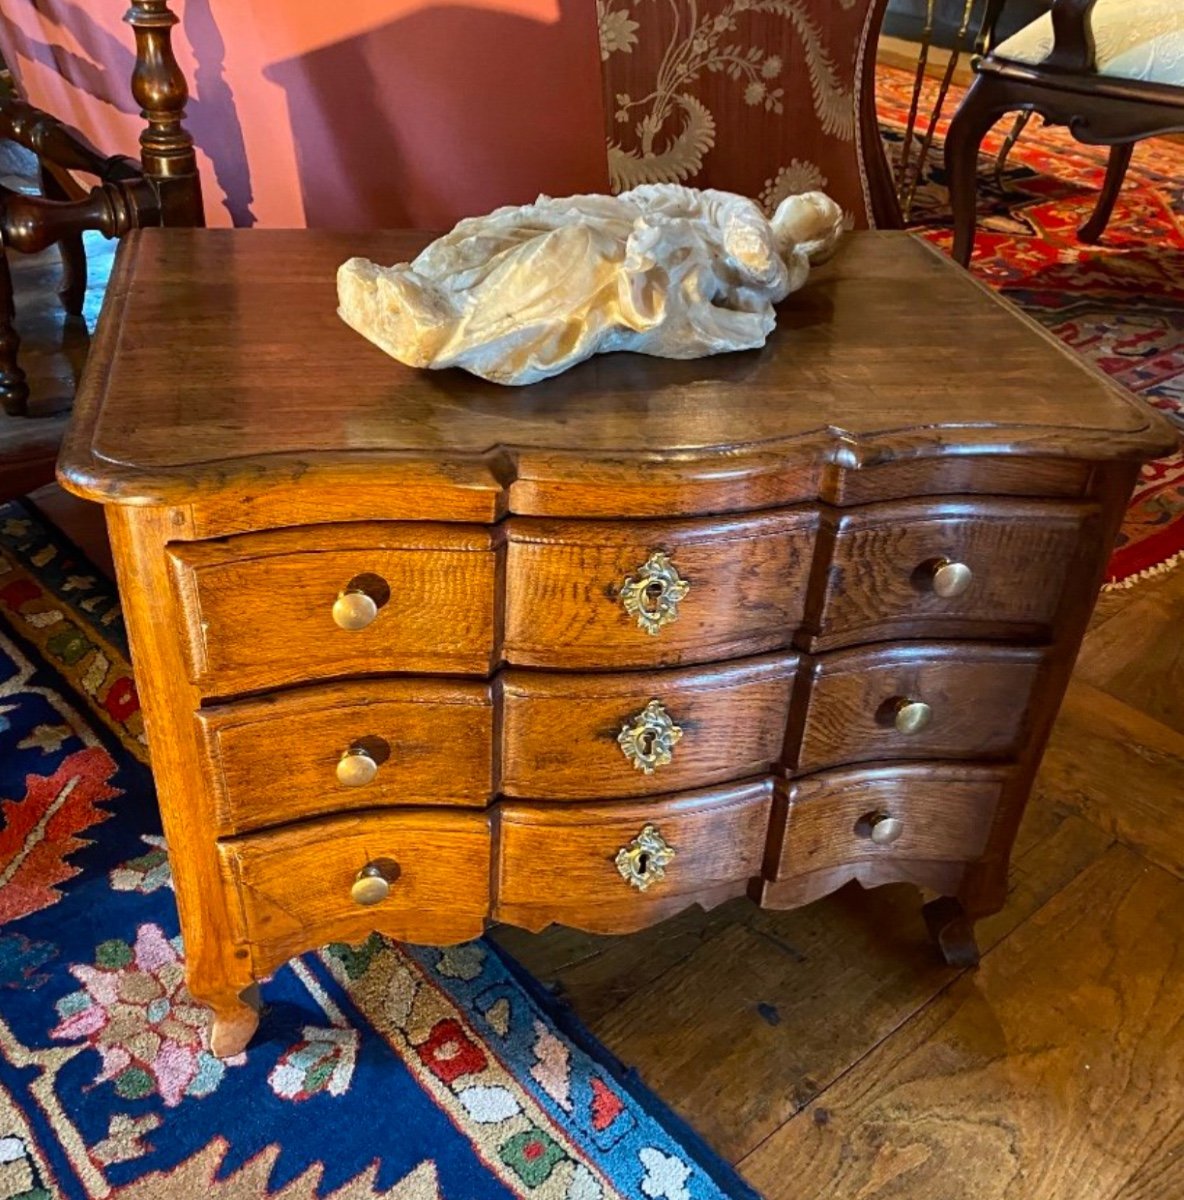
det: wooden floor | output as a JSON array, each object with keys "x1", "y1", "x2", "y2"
[{"x1": 3, "y1": 190, "x2": 1182, "y2": 1200}]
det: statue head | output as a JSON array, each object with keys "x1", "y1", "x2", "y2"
[{"x1": 771, "y1": 191, "x2": 846, "y2": 266}]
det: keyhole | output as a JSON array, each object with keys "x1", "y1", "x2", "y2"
[
  {"x1": 636, "y1": 851, "x2": 650, "y2": 875},
  {"x1": 643, "y1": 581, "x2": 665, "y2": 612},
  {"x1": 638, "y1": 729, "x2": 656, "y2": 756}
]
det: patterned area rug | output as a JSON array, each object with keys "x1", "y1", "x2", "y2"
[
  {"x1": 0, "y1": 497, "x2": 757, "y2": 1200},
  {"x1": 877, "y1": 65, "x2": 1184, "y2": 586}
]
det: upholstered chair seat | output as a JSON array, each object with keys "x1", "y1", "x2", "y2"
[
  {"x1": 945, "y1": 0, "x2": 1184, "y2": 264},
  {"x1": 996, "y1": 0, "x2": 1184, "y2": 84}
]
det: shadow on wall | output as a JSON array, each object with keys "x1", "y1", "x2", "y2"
[
  {"x1": 261, "y1": 0, "x2": 609, "y2": 229},
  {"x1": 0, "y1": 0, "x2": 255, "y2": 226},
  {"x1": 0, "y1": 0, "x2": 607, "y2": 230}
]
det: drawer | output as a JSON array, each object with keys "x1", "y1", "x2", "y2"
[
  {"x1": 769, "y1": 763, "x2": 1007, "y2": 882},
  {"x1": 793, "y1": 642, "x2": 1046, "y2": 773},
  {"x1": 499, "y1": 652, "x2": 798, "y2": 800},
  {"x1": 811, "y1": 498, "x2": 1097, "y2": 650},
  {"x1": 169, "y1": 522, "x2": 500, "y2": 695},
  {"x1": 494, "y1": 779, "x2": 773, "y2": 933},
  {"x1": 198, "y1": 679, "x2": 494, "y2": 835},
  {"x1": 218, "y1": 809, "x2": 491, "y2": 971},
  {"x1": 504, "y1": 510, "x2": 817, "y2": 668}
]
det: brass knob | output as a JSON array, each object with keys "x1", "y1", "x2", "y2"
[
  {"x1": 351, "y1": 863, "x2": 391, "y2": 906},
  {"x1": 869, "y1": 813, "x2": 904, "y2": 846},
  {"x1": 337, "y1": 745, "x2": 378, "y2": 787},
  {"x1": 894, "y1": 698, "x2": 932, "y2": 734},
  {"x1": 332, "y1": 588, "x2": 379, "y2": 631},
  {"x1": 930, "y1": 558, "x2": 973, "y2": 599},
  {"x1": 618, "y1": 700, "x2": 683, "y2": 774},
  {"x1": 620, "y1": 552, "x2": 690, "y2": 636}
]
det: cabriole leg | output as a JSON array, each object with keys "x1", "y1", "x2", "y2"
[
  {"x1": 1079, "y1": 142, "x2": 1134, "y2": 245},
  {"x1": 923, "y1": 895, "x2": 981, "y2": 968},
  {"x1": 196, "y1": 981, "x2": 261, "y2": 1059}
]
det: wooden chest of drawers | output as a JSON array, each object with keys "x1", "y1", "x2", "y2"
[{"x1": 58, "y1": 228, "x2": 1176, "y2": 1059}]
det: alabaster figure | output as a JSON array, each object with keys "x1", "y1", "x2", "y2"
[{"x1": 337, "y1": 185, "x2": 845, "y2": 386}]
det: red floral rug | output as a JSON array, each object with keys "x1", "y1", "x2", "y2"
[{"x1": 877, "y1": 65, "x2": 1184, "y2": 586}]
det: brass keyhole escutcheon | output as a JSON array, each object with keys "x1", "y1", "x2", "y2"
[
  {"x1": 620, "y1": 552, "x2": 690, "y2": 636},
  {"x1": 618, "y1": 700, "x2": 683, "y2": 774},
  {"x1": 616, "y1": 824, "x2": 676, "y2": 891}
]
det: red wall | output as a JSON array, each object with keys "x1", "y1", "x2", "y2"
[{"x1": 0, "y1": 0, "x2": 610, "y2": 229}]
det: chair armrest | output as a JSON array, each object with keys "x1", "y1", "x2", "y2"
[
  {"x1": 1043, "y1": 0, "x2": 1099, "y2": 72},
  {"x1": 0, "y1": 98, "x2": 142, "y2": 183},
  {"x1": 1, "y1": 180, "x2": 158, "y2": 254}
]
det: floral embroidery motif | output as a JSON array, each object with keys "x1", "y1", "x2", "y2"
[
  {"x1": 109, "y1": 835, "x2": 173, "y2": 894},
  {"x1": 50, "y1": 924, "x2": 243, "y2": 1107},
  {"x1": 604, "y1": 0, "x2": 853, "y2": 192},
  {"x1": 268, "y1": 1026, "x2": 359, "y2": 1101},
  {"x1": 760, "y1": 158, "x2": 827, "y2": 211},
  {"x1": 598, "y1": 0, "x2": 639, "y2": 59}
]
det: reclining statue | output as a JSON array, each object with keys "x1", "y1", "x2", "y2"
[{"x1": 337, "y1": 185, "x2": 844, "y2": 386}]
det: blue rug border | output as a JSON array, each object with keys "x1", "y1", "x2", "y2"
[
  {"x1": 2, "y1": 494, "x2": 764, "y2": 1200},
  {"x1": 487, "y1": 939, "x2": 763, "y2": 1200}
]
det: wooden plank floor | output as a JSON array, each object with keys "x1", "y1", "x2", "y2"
[{"x1": 4, "y1": 172, "x2": 1181, "y2": 1200}]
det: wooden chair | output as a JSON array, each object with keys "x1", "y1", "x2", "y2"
[
  {"x1": 944, "y1": 0, "x2": 1184, "y2": 265},
  {"x1": 0, "y1": 0, "x2": 201, "y2": 421}
]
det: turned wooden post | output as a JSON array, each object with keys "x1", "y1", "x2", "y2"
[{"x1": 124, "y1": 0, "x2": 204, "y2": 227}]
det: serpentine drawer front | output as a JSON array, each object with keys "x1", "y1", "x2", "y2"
[
  {"x1": 792, "y1": 642, "x2": 1047, "y2": 773},
  {"x1": 809, "y1": 498, "x2": 1099, "y2": 650},
  {"x1": 493, "y1": 782, "x2": 774, "y2": 934},
  {"x1": 762, "y1": 763, "x2": 1010, "y2": 903},
  {"x1": 503, "y1": 511, "x2": 818, "y2": 668},
  {"x1": 498, "y1": 654, "x2": 798, "y2": 799},
  {"x1": 169, "y1": 522, "x2": 502, "y2": 694},
  {"x1": 58, "y1": 228, "x2": 1176, "y2": 1058},
  {"x1": 217, "y1": 809, "x2": 493, "y2": 975},
  {"x1": 196, "y1": 678, "x2": 495, "y2": 835}
]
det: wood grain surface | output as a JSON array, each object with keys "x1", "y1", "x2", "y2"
[
  {"x1": 503, "y1": 510, "x2": 817, "y2": 668},
  {"x1": 169, "y1": 521, "x2": 501, "y2": 694},
  {"x1": 793, "y1": 641, "x2": 1047, "y2": 772},
  {"x1": 740, "y1": 845, "x2": 1184, "y2": 1200},
  {"x1": 498, "y1": 653, "x2": 798, "y2": 799},
  {"x1": 197, "y1": 678, "x2": 495, "y2": 834},
  {"x1": 494, "y1": 781, "x2": 774, "y2": 933},
  {"x1": 808, "y1": 497, "x2": 1098, "y2": 649},
  {"x1": 57, "y1": 231, "x2": 1177, "y2": 528},
  {"x1": 218, "y1": 808, "x2": 493, "y2": 976},
  {"x1": 767, "y1": 763, "x2": 1008, "y2": 882}
]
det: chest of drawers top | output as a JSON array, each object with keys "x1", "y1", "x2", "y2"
[{"x1": 59, "y1": 229, "x2": 1174, "y2": 533}]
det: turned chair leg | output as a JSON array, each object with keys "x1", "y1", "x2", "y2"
[
  {"x1": 945, "y1": 77, "x2": 1016, "y2": 267},
  {"x1": 1079, "y1": 142, "x2": 1134, "y2": 245},
  {"x1": 0, "y1": 248, "x2": 29, "y2": 416},
  {"x1": 39, "y1": 165, "x2": 88, "y2": 316}
]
